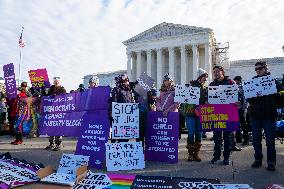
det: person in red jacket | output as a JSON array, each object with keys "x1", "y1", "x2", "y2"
[{"x1": 11, "y1": 82, "x2": 32, "y2": 145}]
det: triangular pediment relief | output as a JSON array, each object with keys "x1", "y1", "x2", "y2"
[{"x1": 123, "y1": 22, "x2": 212, "y2": 45}]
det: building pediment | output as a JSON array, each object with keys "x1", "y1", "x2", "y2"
[{"x1": 123, "y1": 22, "x2": 212, "y2": 45}]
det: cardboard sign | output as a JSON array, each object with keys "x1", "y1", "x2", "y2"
[
  {"x1": 105, "y1": 142, "x2": 145, "y2": 171},
  {"x1": 72, "y1": 172, "x2": 112, "y2": 189},
  {"x1": 174, "y1": 84, "x2": 200, "y2": 104},
  {"x1": 3, "y1": 63, "x2": 17, "y2": 99},
  {"x1": 41, "y1": 153, "x2": 89, "y2": 186},
  {"x1": 28, "y1": 68, "x2": 50, "y2": 89},
  {"x1": 243, "y1": 75, "x2": 277, "y2": 99},
  {"x1": 39, "y1": 87, "x2": 110, "y2": 136},
  {"x1": 112, "y1": 103, "x2": 139, "y2": 139},
  {"x1": 199, "y1": 104, "x2": 239, "y2": 132},
  {"x1": 208, "y1": 84, "x2": 238, "y2": 104},
  {"x1": 145, "y1": 112, "x2": 179, "y2": 163},
  {"x1": 135, "y1": 72, "x2": 156, "y2": 93},
  {"x1": 75, "y1": 112, "x2": 110, "y2": 169}
]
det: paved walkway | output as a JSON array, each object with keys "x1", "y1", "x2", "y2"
[{"x1": 0, "y1": 134, "x2": 283, "y2": 188}]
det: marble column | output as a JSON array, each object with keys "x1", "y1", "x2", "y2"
[
  {"x1": 136, "y1": 50, "x2": 142, "y2": 79},
  {"x1": 146, "y1": 50, "x2": 152, "y2": 77},
  {"x1": 180, "y1": 46, "x2": 187, "y2": 84},
  {"x1": 157, "y1": 48, "x2": 163, "y2": 89},
  {"x1": 127, "y1": 52, "x2": 132, "y2": 81},
  {"x1": 204, "y1": 44, "x2": 212, "y2": 81},
  {"x1": 192, "y1": 45, "x2": 199, "y2": 80},
  {"x1": 168, "y1": 47, "x2": 175, "y2": 79}
]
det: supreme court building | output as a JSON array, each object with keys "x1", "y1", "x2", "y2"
[{"x1": 123, "y1": 22, "x2": 216, "y2": 88}]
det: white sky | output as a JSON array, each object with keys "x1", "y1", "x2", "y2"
[{"x1": 0, "y1": 0, "x2": 284, "y2": 91}]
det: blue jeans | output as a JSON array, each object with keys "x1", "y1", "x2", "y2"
[
  {"x1": 213, "y1": 131, "x2": 232, "y2": 160},
  {"x1": 185, "y1": 116, "x2": 202, "y2": 144},
  {"x1": 251, "y1": 118, "x2": 276, "y2": 165}
]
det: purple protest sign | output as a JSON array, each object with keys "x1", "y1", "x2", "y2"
[
  {"x1": 75, "y1": 112, "x2": 110, "y2": 169},
  {"x1": 3, "y1": 63, "x2": 17, "y2": 99},
  {"x1": 198, "y1": 104, "x2": 239, "y2": 132},
  {"x1": 39, "y1": 86, "x2": 110, "y2": 136},
  {"x1": 145, "y1": 111, "x2": 179, "y2": 163}
]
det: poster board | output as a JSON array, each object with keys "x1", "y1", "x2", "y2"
[
  {"x1": 208, "y1": 84, "x2": 238, "y2": 104},
  {"x1": 174, "y1": 84, "x2": 200, "y2": 104}
]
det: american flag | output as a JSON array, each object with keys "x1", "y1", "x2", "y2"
[{"x1": 19, "y1": 27, "x2": 25, "y2": 48}]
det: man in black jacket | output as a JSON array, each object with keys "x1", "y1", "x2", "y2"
[
  {"x1": 210, "y1": 66, "x2": 235, "y2": 165},
  {"x1": 247, "y1": 61, "x2": 282, "y2": 171}
]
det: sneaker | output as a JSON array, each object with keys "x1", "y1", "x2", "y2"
[
  {"x1": 222, "y1": 159, "x2": 230, "y2": 165},
  {"x1": 211, "y1": 157, "x2": 220, "y2": 164},
  {"x1": 266, "y1": 164, "x2": 276, "y2": 171},
  {"x1": 251, "y1": 160, "x2": 262, "y2": 168},
  {"x1": 45, "y1": 145, "x2": 55, "y2": 150},
  {"x1": 231, "y1": 146, "x2": 242, "y2": 151},
  {"x1": 53, "y1": 145, "x2": 61, "y2": 151}
]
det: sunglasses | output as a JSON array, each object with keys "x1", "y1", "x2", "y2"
[{"x1": 255, "y1": 66, "x2": 264, "y2": 71}]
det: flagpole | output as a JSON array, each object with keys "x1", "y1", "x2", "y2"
[{"x1": 18, "y1": 26, "x2": 24, "y2": 86}]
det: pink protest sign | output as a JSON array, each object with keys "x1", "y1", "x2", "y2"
[
  {"x1": 28, "y1": 68, "x2": 50, "y2": 89},
  {"x1": 198, "y1": 104, "x2": 239, "y2": 132}
]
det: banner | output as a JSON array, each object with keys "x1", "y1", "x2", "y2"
[
  {"x1": 3, "y1": 63, "x2": 17, "y2": 99},
  {"x1": 198, "y1": 104, "x2": 239, "y2": 132},
  {"x1": 174, "y1": 84, "x2": 200, "y2": 104},
  {"x1": 75, "y1": 112, "x2": 110, "y2": 169},
  {"x1": 145, "y1": 112, "x2": 179, "y2": 163},
  {"x1": 28, "y1": 68, "x2": 50, "y2": 89},
  {"x1": 243, "y1": 75, "x2": 277, "y2": 99},
  {"x1": 72, "y1": 172, "x2": 112, "y2": 189},
  {"x1": 208, "y1": 84, "x2": 238, "y2": 104},
  {"x1": 112, "y1": 103, "x2": 139, "y2": 139},
  {"x1": 105, "y1": 142, "x2": 145, "y2": 171},
  {"x1": 39, "y1": 86, "x2": 110, "y2": 136}
]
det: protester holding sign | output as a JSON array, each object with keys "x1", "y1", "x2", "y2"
[
  {"x1": 45, "y1": 77, "x2": 66, "y2": 151},
  {"x1": 10, "y1": 82, "x2": 32, "y2": 145},
  {"x1": 156, "y1": 74, "x2": 180, "y2": 116},
  {"x1": 180, "y1": 68, "x2": 208, "y2": 162},
  {"x1": 247, "y1": 61, "x2": 282, "y2": 171},
  {"x1": 110, "y1": 74, "x2": 134, "y2": 143},
  {"x1": 209, "y1": 66, "x2": 235, "y2": 165}
]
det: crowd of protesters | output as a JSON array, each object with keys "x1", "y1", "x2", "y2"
[{"x1": 0, "y1": 61, "x2": 284, "y2": 171}]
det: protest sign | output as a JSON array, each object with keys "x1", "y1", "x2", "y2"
[
  {"x1": 145, "y1": 112, "x2": 179, "y2": 163},
  {"x1": 208, "y1": 84, "x2": 238, "y2": 104},
  {"x1": 41, "y1": 153, "x2": 89, "y2": 186},
  {"x1": 3, "y1": 63, "x2": 17, "y2": 99},
  {"x1": 174, "y1": 84, "x2": 200, "y2": 104},
  {"x1": 0, "y1": 153, "x2": 43, "y2": 189},
  {"x1": 72, "y1": 172, "x2": 112, "y2": 189},
  {"x1": 39, "y1": 86, "x2": 110, "y2": 136},
  {"x1": 243, "y1": 75, "x2": 277, "y2": 99},
  {"x1": 112, "y1": 103, "x2": 139, "y2": 139},
  {"x1": 106, "y1": 174, "x2": 136, "y2": 189},
  {"x1": 199, "y1": 104, "x2": 239, "y2": 132},
  {"x1": 105, "y1": 142, "x2": 145, "y2": 171},
  {"x1": 75, "y1": 112, "x2": 110, "y2": 169},
  {"x1": 28, "y1": 68, "x2": 50, "y2": 89}
]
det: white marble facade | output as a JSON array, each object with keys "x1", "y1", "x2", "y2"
[{"x1": 123, "y1": 22, "x2": 215, "y2": 89}]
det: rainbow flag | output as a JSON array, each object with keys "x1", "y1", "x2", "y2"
[{"x1": 103, "y1": 174, "x2": 136, "y2": 189}]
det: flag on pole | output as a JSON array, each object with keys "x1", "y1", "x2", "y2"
[{"x1": 19, "y1": 27, "x2": 25, "y2": 48}]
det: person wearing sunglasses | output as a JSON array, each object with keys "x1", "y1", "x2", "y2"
[{"x1": 247, "y1": 61, "x2": 282, "y2": 171}]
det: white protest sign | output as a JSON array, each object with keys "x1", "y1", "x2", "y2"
[
  {"x1": 243, "y1": 75, "x2": 277, "y2": 99},
  {"x1": 0, "y1": 160, "x2": 39, "y2": 186},
  {"x1": 112, "y1": 103, "x2": 139, "y2": 139},
  {"x1": 208, "y1": 84, "x2": 238, "y2": 104},
  {"x1": 72, "y1": 172, "x2": 112, "y2": 189},
  {"x1": 106, "y1": 142, "x2": 145, "y2": 171},
  {"x1": 41, "y1": 153, "x2": 89, "y2": 186},
  {"x1": 174, "y1": 84, "x2": 200, "y2": 104}
]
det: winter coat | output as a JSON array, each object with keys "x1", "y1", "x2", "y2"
[
  {"x1": 48, "y1": 85, "x2": 66, "y2": 96},
  {"x1": 247, "y1": 73, "x2": 282, "y2": 119},
  {"x1": 111, "y1": 87, "x2": 133, "y2": 103}
]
